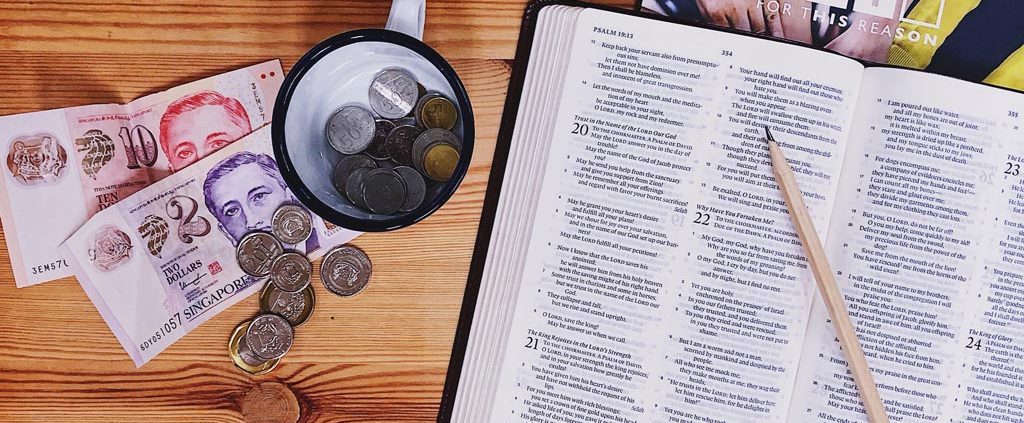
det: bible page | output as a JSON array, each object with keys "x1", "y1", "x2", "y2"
[
  {"x1": 790, "y1": 67, "x2": 1024, "y2": 423},
  {"x1": 486, "y1": 7, "x2": 865, "y2": 423}
]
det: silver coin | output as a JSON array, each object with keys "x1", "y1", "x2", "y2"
[
  {"x1": 245, "y1": 313, "x2": 294, "y2": 360},
  {"x1": 326, "y1": 105, "x2": 375, "y2": 154},
  {"x1": 332, "y1": 155, "x2": 377, "y2": 198},
  {"x1": 384, "y1": 124, "x2": 421, "y2": 166},
  {"x1": 321, "y1": 245, "x2": 372, "y2": 297},
  {"x1": 237, "y1": 232, "x2": 283, "y2": 277},
  {"x1": 362, "y1": 169, "x2": 406, "y2": 215},
  {"x1": 411, "y1": 128, "x2": 462, "y2": 175},
  {"x1": 393, "y1": 166, "x2": 426, "y2": 212},
  {"x1": 368, "y1": 68, "x2": 420, "y2": 119},
  {"x1": 346, "y1": 167, "x2": 372, "y2": 210},
  {"x1": 271, "y1": 204, "x2": 312, "y2": 245},
  {"x1": 269, "y1": 252, "x2": 313, "y2": 293},
  {"x1": 237, "y1": 333, "x2": 269, "y2": 367},
  {"x1": 366, "y1": 119, "x2": 395, "y2": 160}
]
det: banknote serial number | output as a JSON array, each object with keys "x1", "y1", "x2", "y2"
[
  {"x1": 139, "y1": 312, "x2": 182, "y2": 352},
  {"x1": 31, "y1": 259, "x2": 68, "y2": 275}
]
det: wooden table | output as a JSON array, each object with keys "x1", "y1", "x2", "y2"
[{"x1": 0, "y1": 0, "x2": 630, "y2": 421}]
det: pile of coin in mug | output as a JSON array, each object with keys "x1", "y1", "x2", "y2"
[
  {"x1": 228, "y1": 204, "x2": 374, "y2": 375},
  {"x1": 326, "y1": 67, "x2": 463, "y2": 215}
]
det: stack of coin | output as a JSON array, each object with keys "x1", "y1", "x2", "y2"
[
  {"x1": 229, "y1": 205, "x2": 376, "y2": 375},
  {"x1": 326, "y1": 67, "x2": 463, "y2": 216},
  {"x1": 230, "y1": 204, "x2": 316, "y2": 375}
]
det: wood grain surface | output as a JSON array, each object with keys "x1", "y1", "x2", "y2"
[{"x1": 0, "y1": 0, "x2": 631, "y2": 421}]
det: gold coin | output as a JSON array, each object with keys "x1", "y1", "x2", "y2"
[
  {"x1": 259, "y1": 282, "x2": 316, "y2": 327},
  {"x1": 422, "y1": 143, "x2": 460, "y2": 182},
  {"x1": 419, "y1": 96, "x2": 458, "y2": 130},
  {"x1": 229, "y1": 319, "x2": 281, "y2": 375}
]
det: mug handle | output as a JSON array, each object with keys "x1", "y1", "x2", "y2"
[{"x1": 385, "y1": 0, "x2": 426, "y2": 41}]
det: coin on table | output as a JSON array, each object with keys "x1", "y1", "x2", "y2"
[
  {"x1": 424, "y1": 143, "x2": 460, "y2": 182},
  {"x1": 393, "y1": 166, "x2": 426, "y2": 212},
  {"x1": 416, "y1": 93, "x2": 458, "y2": 130},
  {"x1": 271, "y1": 204, "x2": 312, "y2": 245},
  {"x1": 246, "y1": 313, "x2": 294, "y2": 360},
  {"x1": 326, "y1": 105, "x2": 375, "y2": 154},
  {"x1": 384, "y1": 124, "x2": 422, "y2": 166},
  {"x1": 237, "y1": 232, "x2": 284, "y2": 277},
  {"x1": 332, "y1": 155, "x2": 377, "y2": 198},
  {"x1": 260, "y1": 282, "x2": 315, "y2": 327},
  {"x1": 361, "y1": 168, "x2": 407, "y2": 215},
  {"x1": 269, "y1": 252, "x2": 313, "y2": 293},
  {"x1": 229, "y1": 319, "x2": 281, "y2": 375},
  {"x1": 369, "y1": 68, "x2": 420, "y2": 119},
  {"x1": 321, "y1": 245, "x2": 372, "y2": 297},
  {"x1": 345, "y1": 167, "x2": 373, "y2": 210},
  {"x1": 365, "y1": 119, "x2": 395, "y2": 161}
]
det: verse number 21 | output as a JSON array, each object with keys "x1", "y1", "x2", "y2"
[{"x1": 525, "y1": 336, "x2": 539, "y2": 350}]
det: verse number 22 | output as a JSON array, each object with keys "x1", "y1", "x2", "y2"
[{"x1": 693, "y1": 212, "x2": 712, "y2": 225}]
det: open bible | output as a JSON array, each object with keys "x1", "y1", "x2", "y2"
[{"x1": 440, "y1": 2, "x2": 1024, "y2": 422}]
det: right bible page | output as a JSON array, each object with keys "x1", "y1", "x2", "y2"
[{"x1": 790, "y1": 68, "x2": 1024, "y2": 422}]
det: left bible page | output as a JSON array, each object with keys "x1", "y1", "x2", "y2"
[
  {"x1": 0, "y1": 60, "x2": 283, "y2": 287},
  {"x1": 479, "y1": 7, "x2": 864, "y2": 423}
]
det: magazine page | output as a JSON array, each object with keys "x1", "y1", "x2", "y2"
[{"x1": 639, "y1": 0, "x2": 1024, "y2": 92}]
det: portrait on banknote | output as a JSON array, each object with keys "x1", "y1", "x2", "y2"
[
  {"x1": 159, "y1": 90, "x2": 252, "y2": 172},
  {"x1": 202, "y1": 152, "x2": 320, "y2": 253}
]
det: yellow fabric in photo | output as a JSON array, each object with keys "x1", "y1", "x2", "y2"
[{"x1": 887, "y1": 0, "x2": 981, "y2": 69}]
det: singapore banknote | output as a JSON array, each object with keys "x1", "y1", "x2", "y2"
[
  {"x1": 0, "y1": 60, "x2": 283, "y2": 287},
  {"x1": 59, "y1": 125, "x2": 360, "y2": 366}
]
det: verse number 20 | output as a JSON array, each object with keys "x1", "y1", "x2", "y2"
[{"x1": 571, "y1": 123, "x2": 589, "y2": 136}]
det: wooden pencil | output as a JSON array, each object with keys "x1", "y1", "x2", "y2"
[{"x1": 765, "y1": 126, "x2": 890, "y2": 423}]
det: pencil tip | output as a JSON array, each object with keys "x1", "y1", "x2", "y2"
[{"x1": 764, "y1": 125, "x2": 775, "y2": 143}]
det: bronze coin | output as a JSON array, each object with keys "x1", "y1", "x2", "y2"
[
  {"x1": 422, "y1": 143, "x2": 460, "y2": 182},
  {"x1": 417, "y1": 95, "x2": 458, "y2": 130}
]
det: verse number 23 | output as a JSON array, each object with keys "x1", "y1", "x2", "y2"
[{"x1": 1005, "y1": 162, "x2": 1021, "y2": 176}]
